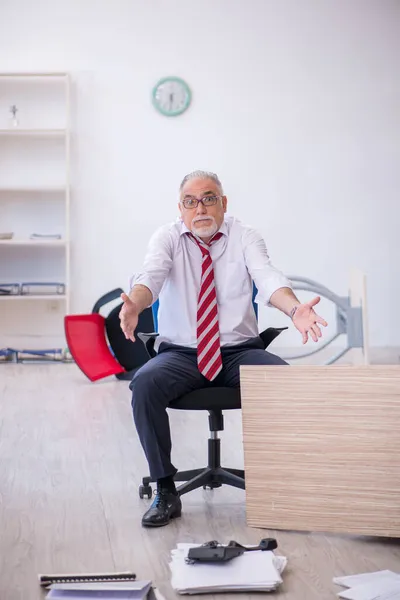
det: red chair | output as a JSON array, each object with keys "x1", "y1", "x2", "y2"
[{"x1": 64, "y1": 288, "x2": 154, "y2": 382}]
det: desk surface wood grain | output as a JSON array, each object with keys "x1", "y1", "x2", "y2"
[{"x1": 240, "y1": 365, "x2": 400, "y2": 537}]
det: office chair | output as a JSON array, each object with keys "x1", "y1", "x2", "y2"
[
  {"x1": 64, "y1": 285, "x2": 287, "y2": 496},
  {"x1": 64, "y1": 288, "x2": 154, "y2": 382},
  {"x1": 137, "y1": 287, "x2": 287, "y2": 499}
]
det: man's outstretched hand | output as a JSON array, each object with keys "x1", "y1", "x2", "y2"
[
  {"x1": 119, "y1": 292, "x2": 139, "y2": 342},
  {"x1": 292, "y1": 296, "x2": 328, "y2": 344}
]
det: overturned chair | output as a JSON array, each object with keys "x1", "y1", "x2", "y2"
[{"x1": 64, "y1": 288, "x2": 154, "y2": 382}]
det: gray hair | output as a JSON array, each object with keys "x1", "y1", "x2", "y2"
[{"x1": 179, "y1": 170, "x2": 224, "y2": 195}]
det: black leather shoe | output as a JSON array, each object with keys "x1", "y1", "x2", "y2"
[{"x1": 141, "y1": 489, "x2": 182, "y2": 527}]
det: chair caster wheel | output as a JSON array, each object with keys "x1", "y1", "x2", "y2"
[
  {"x1": 203, "y1": 483, "x2": 221, "y2": 490},
  {"x1": 139, "y1": 484, "x2": 152, "y2": 499}
]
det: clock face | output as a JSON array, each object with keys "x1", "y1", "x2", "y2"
[{"x1": 152, "y1": 77, "x2": 191, "y2": 117}]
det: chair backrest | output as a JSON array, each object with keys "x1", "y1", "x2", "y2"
[
  {"x1": 91, "y1": 287, "x2": 156, "y2": 371},
  {"x1": 105, "y1": 304, "x2": 155, "y2": 371},
  {"x1": 151, "y1": 283, "x2": 259, "y2": 333}
]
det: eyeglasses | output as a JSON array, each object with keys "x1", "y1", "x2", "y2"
[{"x1": 181, "y1": 195, "x2": 222, "y2": 209}]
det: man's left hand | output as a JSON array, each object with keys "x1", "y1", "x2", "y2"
[{"x1": 292, "y1": 296, "x2": 328, "y2": 344}]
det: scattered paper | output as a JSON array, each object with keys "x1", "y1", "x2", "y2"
[
  {"x1": 334, "y1": 571, "x2": 400, "y2": 589},
  {"x1": 334, "y1": 570, "x2": 400, "y2": 600}
]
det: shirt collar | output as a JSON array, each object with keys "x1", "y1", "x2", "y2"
[{"x1": 179, "y1": 218, "x2": 228, "y2": 239}]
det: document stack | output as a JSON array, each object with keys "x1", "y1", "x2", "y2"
[
  {"x1": 334, "y1": 570, "x2": 400, "y2": 600},
  {"x1": 40, "y1": 576, "x2": 166, "y2": 600},
  {"x1": 169, "y1": 543, "x2": 287, "y2": 594}
]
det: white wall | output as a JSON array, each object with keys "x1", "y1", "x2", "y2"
[{"x1": 1, "y1": 0, "x2": 399, "y2": 351}]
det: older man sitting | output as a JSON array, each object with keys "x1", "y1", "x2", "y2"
[{"x1": 120, "y1": 170, "x2": 327, "y2": 527}]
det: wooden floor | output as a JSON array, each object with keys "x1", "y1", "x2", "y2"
[{"x1": 1, "y1": 364, "x2": 399, "y2": 600}]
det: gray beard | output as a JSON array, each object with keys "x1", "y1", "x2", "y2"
[{"x1": 192, "y1": 221, "x2": 218, "y2": 239}]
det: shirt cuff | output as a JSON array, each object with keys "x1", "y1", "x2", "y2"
[{"x1": 255, "y1": 278, "x2": 293, "y2": 307}]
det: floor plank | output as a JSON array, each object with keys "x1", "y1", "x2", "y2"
[{"x1": 0, "y1": 364, "x2": 399, "y2": 600}]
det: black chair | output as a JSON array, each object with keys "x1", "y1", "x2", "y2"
[
  {"x1": 66, "y1": 286, "x2": 287, "y2": 497},
  {"x1": 137, "y1": 326, "x2": 287, "y2": 499},
  {"x1": 92, "y1": 288, "x2": 154, "y2": 381}
]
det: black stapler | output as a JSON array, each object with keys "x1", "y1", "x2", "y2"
[{"x1": 187, "y1": 538, "x2": 278, "y2": 564}]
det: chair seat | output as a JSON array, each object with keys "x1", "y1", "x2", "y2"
[{"x1": 169, "y1": 387, "x2": 241, "y2": 411}]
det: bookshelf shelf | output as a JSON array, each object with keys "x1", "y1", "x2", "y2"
[
  {"x1": 0, "y1": 187, "x2": 65, "y2": 193},
  {"x1": 0, "y1": 294, "x2": 67, "y2": 301},
  {"x1": 0, "y1": 239, "x2": 66, "y2": 247},
  {"x1": 0, "y1": 129, "x2": 66, "y2": 137}
]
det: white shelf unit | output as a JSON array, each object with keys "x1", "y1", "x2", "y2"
[{"x1": 0, "y1": 72, "x2": 70, "y2": 349}]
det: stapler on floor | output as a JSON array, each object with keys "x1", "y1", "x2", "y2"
[{"x1": 186, "y1": 538, "x2": 278, "y2": 564}]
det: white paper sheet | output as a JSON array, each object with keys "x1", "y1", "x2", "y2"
[
  {"x1": 338, "y1": 582, "x2": 400, "y2": 600},
  {"x1": 334, "y1": 572, "x2": 400, "y2": 590}
]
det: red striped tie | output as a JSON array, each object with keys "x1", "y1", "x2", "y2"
[{"x1": 189, "y1": 232, "x2": 223, "y2": 381}]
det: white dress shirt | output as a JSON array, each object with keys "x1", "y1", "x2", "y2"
[{"x1": 131, "y1": 215, "x2": 292, "y2": 348}]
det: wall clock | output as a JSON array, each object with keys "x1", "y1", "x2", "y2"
[{"x1": 152, "y1": 76, "x2": 191, "y2": 117}]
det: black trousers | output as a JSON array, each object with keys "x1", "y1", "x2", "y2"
[{"x1": 129, "y1": 337, "x2": 287, "y2": 481}]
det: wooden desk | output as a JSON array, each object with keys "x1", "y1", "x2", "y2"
[{"x1": 240, "y1": 365, "x2": 400, "y2": 537}]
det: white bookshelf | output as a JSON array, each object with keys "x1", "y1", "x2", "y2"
[{"x1": 0, "y1": 72, "x2": 70, "y2": 349}]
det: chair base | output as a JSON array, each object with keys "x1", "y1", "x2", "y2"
[
  {"x1": 139, "y1": 435, "x2": 245, "y2": 498},
  {"x1": 176, "y1": 466, "x2": 245, "y2": 495}
]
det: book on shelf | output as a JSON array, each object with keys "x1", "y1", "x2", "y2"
[
  {"x1": 0, "y1": 282, "x2": 66, "y2": 295},
  {"x1": 0, "y1": 283, "x2": 20, "y2": 295},
  {"x1": 0, "y1": 348, "x2": 72, "y2": 363},
  {"x1": 30, "y1": 233, "x2": 62, "y2": 240},
  {"x1": 9, "y1": 348, "x2": 64, "y2": 363},
  {"x1": 0, "y1": 348, "x2": 15, "y2": 362},
  {"x1": 20, "y1": 281, "x2": 65, "y2": 295}
]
